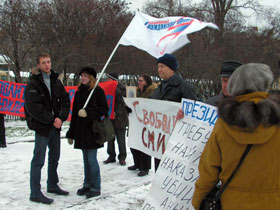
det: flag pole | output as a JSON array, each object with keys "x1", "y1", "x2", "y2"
[{"x1": 83, "y1": 41, "x2": 121, "y2": 109}]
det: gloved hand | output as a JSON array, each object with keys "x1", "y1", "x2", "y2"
[
  {"x1": 125, "y1": 106, "x2": 132, "y2": 114},
  {"x1": 78, "y1": 109, "x2": 87, "y2": 117},
  {"x1": 68, "y1": 138, "x2": 73, "y2": 145}
]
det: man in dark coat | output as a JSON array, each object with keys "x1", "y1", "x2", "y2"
[
  {"x1": 151, "y1": 53, "x2": 196, "y2": 171},
  {"x1": 0, "y1": 113, "x2": 6, "y2": 148},
  {"x1": 205, "y1": 61, "x2": 242, "y2": 107},
  {"x1": 24, "y1": 53, "x2": 70, "y2": 205},
  {"x1": 103, "y1": 72, "x2": 129, "y2": 166}
]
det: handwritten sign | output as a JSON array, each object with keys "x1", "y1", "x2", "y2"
[
  {"x1": 141, "y1": 99, "x2": 217, "y2": 210},
  {"x1": 124, "y1": 98, "x2": 181, "y2": 159}
]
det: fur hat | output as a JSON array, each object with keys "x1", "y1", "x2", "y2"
[
  {"x1": 157, "y1": 54, "x2": 178, "y2": 71},
  {"x1": 79, "y1": 67, "x2": 97, "y2": 78},
  {"x1": 220, "y1": 61, "x2": 243, "y2": 77},
  {"x1": 228, "y1": 63, "x2": 274, "y2": 96},
  {"x1": 107, "y1": 72, "x2": 119, "y2": 81}
]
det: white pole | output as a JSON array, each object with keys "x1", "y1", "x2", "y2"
[{"x1": 83, "y1": 41, "x2": 121, "y2": 109}]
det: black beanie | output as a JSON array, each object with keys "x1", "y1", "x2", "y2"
[
  {"x1": 157, "y1": 54, "x2": 178, "y2": 71},
  {"x1": 107, "y1": 72, "x2": 119, "y2": 81},
  {"x1": 79, "y1": 67, "x2": 97, "y2": 78}
]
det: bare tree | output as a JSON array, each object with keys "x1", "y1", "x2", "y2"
[
  {"x1": 0, "y1": 0, "x2": 36, "y2": 82},
  {"x1": 0, "y1": 0, "x2": 278, "y2": 92},
  {"x1": 144, "y1": 0, "x2": 185, "y2": 17}
]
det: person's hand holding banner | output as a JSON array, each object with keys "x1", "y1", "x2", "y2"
[
  {"x1": 176, "y1": 108, "x2": 184, "y2": 120},
  {"x1": 68, "y1": 138, "x2": 73, "y2": 145}
]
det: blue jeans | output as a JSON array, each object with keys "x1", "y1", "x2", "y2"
[
  {"x1": 82, "y1": 149, "x2": 101, "y2": 192},
  {"x1": 30, "y1": 127, "x2": 60, "y2": 197}
]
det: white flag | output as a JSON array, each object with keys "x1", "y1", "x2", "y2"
[{"x1": 119, "y1": 12, "x2": 219, "y2": 58}]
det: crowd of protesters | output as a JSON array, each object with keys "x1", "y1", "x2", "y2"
[{"x1": 1, "y1": 51, "x2": 279, "y2": 209}]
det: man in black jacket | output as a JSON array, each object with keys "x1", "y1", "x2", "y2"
[
  {"x1": 24, "y1": 53, "x2": 70, "y2": 205},
  {"x1": 205, "y1": 61, "x2": 242, "y2": 107},
  {"x1": 151, "y1": 53, "x2": 196, "y2": 171}
]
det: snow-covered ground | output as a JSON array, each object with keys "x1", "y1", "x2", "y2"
[{"x1": 0, "y1": 120, "x2": 153, "y2": 210}]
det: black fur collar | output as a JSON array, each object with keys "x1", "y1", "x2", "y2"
[{"x1": 218, "y1": 94, "x2": 280, "y2": 131}]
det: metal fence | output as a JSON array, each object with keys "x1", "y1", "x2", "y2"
[{"x1": 4, "y1": 115, "x2": 23, "y2": 121}]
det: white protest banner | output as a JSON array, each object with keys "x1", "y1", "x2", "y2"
[
  {"x1": 141, "y1": 99, "x2": 218, "y2": 210},
  {"x1": 119, "y1": 12, "x2": 219, "y2": 58},
  {"x1": 124, "y1": 98, "x2": 181, "y2": 159}
]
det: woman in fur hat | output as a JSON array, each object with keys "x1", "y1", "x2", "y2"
[
  {"x1": 128, "y1": 75, "x2": 157, "y2": 176},
  {"x1": 66, "y1": 67, "x2": 108, "y2": 199},
  {"x1": 192, "y1": 63, "x2": 280, "y2": 210}
]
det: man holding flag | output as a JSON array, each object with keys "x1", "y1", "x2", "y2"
[
  {"x1": 117, "y1": 11, "x2": 218, "y2": 172},
  {"x1": 65, "y1": 9, "x2": 218, "y2": 174}
]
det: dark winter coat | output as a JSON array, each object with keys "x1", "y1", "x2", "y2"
[
  {"x1": 111, "y1": 83, "x2": 128, "y2": 130},
  {"x1": 192, "y1": 92, "x2": 280, "y2": 210},
  {"x1": 66, "y1": 84, "x2": 108, "y2": 149},
  {"x1": 151, "y1": 74, "x2": 196, "y2": 102},
  {"x1": 24, "y1": 69, "x2": 70, "y2": 137},
  {"x1": 205, "y1": 92, "x2": 226, "y2": 107}
]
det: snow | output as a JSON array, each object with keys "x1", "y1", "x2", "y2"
[{"x1": 0, "y1": 121, "x2": 153, "y2": 210}]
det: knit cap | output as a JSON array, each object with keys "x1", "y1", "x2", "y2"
[
  {"x1": 157, "y1": 54, "x2": 178, "y2": 71},
  {"x1": 107, "y1": 72, "x2": 119, "y2": 81},
  {"x1": 228, "y1": 63, "x2": 273, "y2": 96}
]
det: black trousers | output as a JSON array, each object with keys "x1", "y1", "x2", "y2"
[
  {"x1": 106, "y1": 128, "x2": 127, "y2": 161},
  {"x1": 154, "y1": 158, "x2": 160, "y2": 172},
  {"x1": 0, "y1": 114, "x2": 6, "y2": 146},
  {"x1": 130, "y1": 148, "x2": 151, "y2": 171}
]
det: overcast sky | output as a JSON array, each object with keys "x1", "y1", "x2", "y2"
[
  {"x1": 129, "y1": 0, "x2": 280, "y2": 11},
  {"x1": 128, "y1": 0, "x2": 279, "y2": 27}
]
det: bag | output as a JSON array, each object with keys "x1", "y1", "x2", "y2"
[
  {"x1": 199, "y1": 144, "x2": 252, "y2": 210},
  {"x1": 199, "y1": 186, "x2": 221, "y2": 210},
  {"x1": 92, "y1": 115, "x2": 115, "y2": 145}
]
